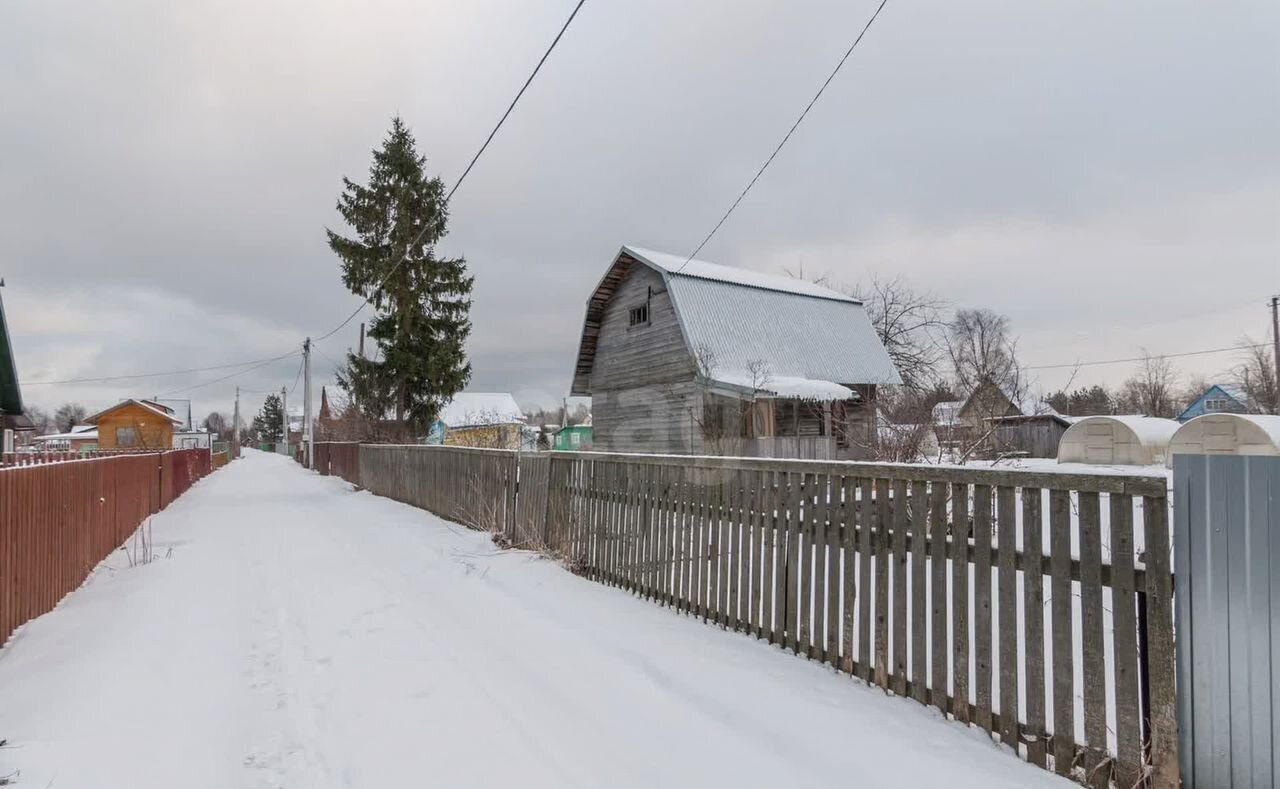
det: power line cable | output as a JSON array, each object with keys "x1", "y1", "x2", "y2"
[
  {"x1": 24, "y1": 351, "x2": 298, "y2": 386},
  {"x1": 1024, "y1": 342, "x2": 1268, "y2": 371},
  {"x1": 314, "y1": 0, "x2": 587, "y2": 345},
  {"x1": 677, "y1": 0, "x2": 890, "y2": 269},
  {"x1": 157, "y1": 353, "x2": 300, "y2": 396},
  {"x1": 288, "y1": 356, "x2": 305, "y2": 396}
]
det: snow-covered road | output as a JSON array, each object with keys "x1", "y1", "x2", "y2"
[{"x1": 0, "y1": 450, "x2": 1068, "y2": 788}]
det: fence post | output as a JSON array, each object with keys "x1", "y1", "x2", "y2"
[{"x1": 1143, "y1": 491, "x2": 1179, "y2": 789}]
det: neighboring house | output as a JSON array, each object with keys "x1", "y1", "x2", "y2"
[
  {"x1": 0, "y1": 283, "x2": 34, "y2": 436},
  {"x1": 172, "y1": 429, "x2": 212, "y2": 449},
  {"x1": 986, "y1": 411, "x2": 1073, "y2": 458},
  {"x1": 86, "y1": 399, "x2": 183, "y2": 449},
  {"x1": 935, "y1": 380, "x2": 1069, "y2": 458},
  {"x1": 554, "y1": 424, "x2": 593, "y2": 451},
  {"x1": 31, "y1": 425, "x2": 98, "y2": 453},
  {"x1": 569, "y1": 245, "x2": 901, "y2": 459},
  {"x1": 1177, "y1": 383, "x2": 1249, "y2": 422},
  {"x1": 426, "y1": 392, "x2": 525, "y2": 449}
]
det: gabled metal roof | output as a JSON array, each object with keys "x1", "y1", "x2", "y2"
[
  {"x1": 570, "y1": 246, "x2": 901, "y2": 396},
  {"x1": 0, "y1": 286, "x2": 31, "y2": 429}
]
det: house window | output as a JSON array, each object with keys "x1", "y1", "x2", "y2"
[
  {"x1": 1204, "y1": 398, "x2": 1227, "y2": 412},
  {"x1": 115, "y1": 427, "x2": 137, "y2": 447},
  {"x1": 628, "y1": 302, "x2": 649, "y2": 327}
]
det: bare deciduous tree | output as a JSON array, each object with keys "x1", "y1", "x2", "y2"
[
  {"x1": 946, "y1": 308, "x2": 1023, "y2": 396},
  {"x1": 850, "y1": 276, "x2": 948, "y2": 392},
  {"x1": 1119, "y1": 351, "x2": 1180, "y2": 418},
  {"x1": 54, "y1": 402, "x2": 87, "y2": 432},
  {"x1": 1234, "y1": 336, "x2": 1279, "y2": 414},
  {"x1": 788, "y1": 270, "x2": 948, "y2": 393}
]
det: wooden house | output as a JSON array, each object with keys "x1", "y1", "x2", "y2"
[
  {"x1": 86, "y1": 399, "x2": 183, "y2": 449},
  {"x1": 426, "y1": 392, "x2": 525, "y2": 450},
  {"x1": 0, "y1": 284, "x2": 34, "y2": 435},
  {"x1": 569, "y1": 246, "x2": 901, "y2": 459}
]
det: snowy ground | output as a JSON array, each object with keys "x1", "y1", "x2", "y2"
[{"x1": 0, "y1": 450, "x2": 1070, "y2": 788}]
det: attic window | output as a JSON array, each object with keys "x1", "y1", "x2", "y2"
[
  {"x1": 629, "y1": 303, "x2": 649, "y2": 327},
  {"x1": 1204, "y1": 398, "x2": 1228, "y2": 412}
]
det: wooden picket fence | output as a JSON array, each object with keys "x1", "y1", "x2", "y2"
[
  {"x1": 0, "y1": 448, "x2": 213, "y2": 646},
  {"x1": 315, "y1": 443, "x2": 1178, "y2": 788}
]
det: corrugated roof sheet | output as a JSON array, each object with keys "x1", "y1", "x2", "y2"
[{"x1": 668, "y1": 275, "x2": 900, "y2": 386}]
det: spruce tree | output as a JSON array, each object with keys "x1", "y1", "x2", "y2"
[
  {"x1": 253, "y1": 394, "x2": 285, "y2": 443},
  {"x1": 327, "y1": 117, "x2": 473, "y2": 436}
]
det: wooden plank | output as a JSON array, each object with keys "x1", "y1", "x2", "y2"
[
  {"x1": 891, "y1": 479, "x2": 909, "y2": 695},
  {"x1": 798, "y1": 473, "x2": 814, "y2": 657},
  {"x1": 695, "y1": 470, "x2": 707, "y2": 620},
  {"x1": 1049, "y1": 489, "x2": 1075, "y2": 777},
  {"x1": 858, "y1": 478, "x2": 874, "y2": 681},
  {"x1": 749, "y1": 468, "x2": 763, "y2": 636},
  {"x1": 841, "y1": 476, "x2": 857, "y2": 674},
  {"x1": 1022, "y1": 487, "x2": 1048, "y2": 767},
  {"x1": 541, "y1": 450, "x2": 1169, "y2": 497},
  {"x1": 929, "y1": 482, "x2": 949, "y2": 713},
  {"x1": 785, "y1": 472, "x2": 801, "y2": 653},
  {"x1": 973, "y1": 484, "x2": 994, "y2": 734},
  {"x1": 950, "y1": 481, "x2": 971, "y2": 723},
  {"x1": 997, "y1": 485, "x2": 1020, "y2": 750},
  {"x1": 767, "y1": 469, "x2": 784, "y2": 645},
  {"x1": 826, "y1": 474, "x2": 841, "y2": 668},
  {"x1": 716, "y1": 468, "x2": 727, "y2": 627},
  {"x1": 1078, "y1": 491, "x2": 1107, "y2": 787},
  {"x1": 1142, "y1": 495, "x2": 1179, "y2": 789},
  {"x1": 874, "y1": 478, "x2": 890, "y2": 688},
  {"x1": 910, "y1": 480, "x2": 928, "y2": 705},
  {"x1": 1110, "y1": 494, "x2": 1142, "y2": 788}
]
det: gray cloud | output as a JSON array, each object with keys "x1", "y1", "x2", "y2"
[{"x1": 2, "y1": 0, "x2": 1276, "y2": 421}]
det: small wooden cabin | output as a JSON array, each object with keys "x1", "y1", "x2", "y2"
[
  {"x1": 86, "y1": 399, "x2": 183, "y2": 450},
  {"x1": 570, "y1": 246, "x2": 901, "y2": 459},
  {"x1": 426, "y1": 392, "x2": 525, "y2": 450}
]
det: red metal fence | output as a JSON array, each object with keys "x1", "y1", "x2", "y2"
[{"x1": 0, "y1": 448, "x2": 213, "y2": 646}]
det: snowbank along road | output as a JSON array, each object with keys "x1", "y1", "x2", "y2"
[{"x1": 0, "y1": 450, "x2": 1070, "y2": 788}]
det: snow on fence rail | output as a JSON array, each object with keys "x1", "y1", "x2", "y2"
[
  {"x1": 0, "y1": 448, "x2": 213, "y2": 646},
  {"x1": 315, "y1": 442, "x2": 1178, "y2": 789}
]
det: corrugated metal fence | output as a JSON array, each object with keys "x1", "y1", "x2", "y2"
[
  {"x1": 315, "y1": 442, "x2": 1179, "y2": 788},
  {"x1": 1173, "y1": 454, "x2": 1278, "y2": 789},
  {"x1": 0, "y1": 448, "x2": 213, "y2": 646}
]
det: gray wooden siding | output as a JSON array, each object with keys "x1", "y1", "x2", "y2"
[
  {"x1": 593, "y1": 382, "x2": 698, "y2": 455},
  {"x1": 589, "y1": 265, "x2": 693, "y2": 392}
]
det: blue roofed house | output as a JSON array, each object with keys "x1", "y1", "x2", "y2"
[
  {"x1": 569, "y1": 245, "x2": 901, "y2": 459},
  {"x1": 1178, "y1": 383, "x2": 1250, "y2": 422}
]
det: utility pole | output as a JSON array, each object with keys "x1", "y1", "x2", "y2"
[
  {"x1": 303, "y1": 337, "x2": 313, "y2": 468},
  {"x1": 280, "y1": 386, "x2": 289, "y2": 453},
  {"x1": 1271, "y1": 296, "x2": 1279, "y2": 413},
  {"x1": 358, "y1": 322, "x2": 365, "y2": 359},
  {"x1": 232, "y1": 386, "x2": 241, "y2": 458}
]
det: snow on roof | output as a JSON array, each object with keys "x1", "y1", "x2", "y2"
[
  {"x1": 86, "y1": 399, "x2": 184, "y2": 425},
  {"x1": 1075, "y1": 415, "x2": 1181, "y2": 446},
  {"x1": 32, "y1": 428, "x2": 98, "y2": 442},
  {"x1": 1174, "y1": 413, "x2": 1280, "y2": 450},
  {"x1": 623, "y1": 246, "x2": 858, "y2": 303},
  {"x1": 669, "y1": 273, "x2": 900, "y2": 388},
  {"x1": 1215, "y1": 382, "x2": 1248, "y2": 403},
  {"x1": 713, "y1": 373, "x2": 854, "y2": 402},
  {"x1": 438, "y1": 393, "x2": 524, "y2": 428}
]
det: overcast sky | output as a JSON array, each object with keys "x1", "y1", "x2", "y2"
[{"x1": 2, "y1": 0, "x2": 1277, "y2": 422}]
